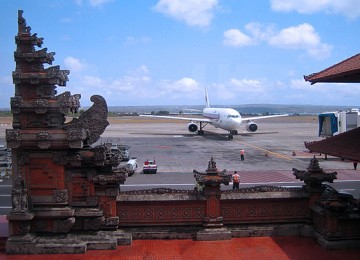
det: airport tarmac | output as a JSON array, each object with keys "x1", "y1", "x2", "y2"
[
  {"x1": 97, "y1": 116, "x2": 360, "y2": 197},
  {"x1": 1, "y1": 115, "x2": 360, "y2": 215},
  {"x1": 96, "y1": 115, "x2": 347, "y2": 172}
]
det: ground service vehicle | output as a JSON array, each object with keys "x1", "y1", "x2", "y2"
[{"x1": 143, "y1": 159, "x2": 157, "y2": 174}]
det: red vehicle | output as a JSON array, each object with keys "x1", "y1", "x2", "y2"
[{"x1": 143, "y1": 159, "x2": 157, "y2": 174}]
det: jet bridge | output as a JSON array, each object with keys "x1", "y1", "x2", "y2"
[{"x1": 318, "y1": 109, "x2": 360, "y2": 137}]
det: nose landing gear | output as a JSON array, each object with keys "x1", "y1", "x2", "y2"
[{"x1": 228, "y1": 130, "x2": 238, "y2": 139}]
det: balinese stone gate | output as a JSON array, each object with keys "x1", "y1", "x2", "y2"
[
  {"x1": 6, "y1": 11, "x2": 131, "y2": 254},
  {"x1": 4, "y1": 11, "x2": 360, "y2": 255}
]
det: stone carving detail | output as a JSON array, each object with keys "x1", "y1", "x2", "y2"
[
  {"x1": 46, "y1": 65, "x2": 69, "y2": 86},
  {"x1": 91, "y1": 172, "x2": 127, "y2": 185},
  {"x1": 56, "y1": 91, "x2": 81, "y2": 113},
  {"x1": 54, "y1": 217, "x2": 75, "y2": 233},
  {"x1": 53, "y1": 190, "x2": 68, "y2": 203},
  {"x1": 6, "y1": 10, "x2": 130, "y2": 248},
  {"x1": 36, "y1": 131, "x2": 51, "y2": 141},
  {"x1": 11, "y1": 174, "x2": 28, "y2": 213},
  {"x1": 64, "y1": 95, "x2": 109, "y2": 145},
  {"x1": 105, "y1": 217, "x2": 119, "y2": 227},
  {"x1": 84, "y1": 217, "x2": 105, "y2": 230},
  {"x1": 6, "y1": 129, "x2": 21, "y2": 141},
  {"x1": 293, "y1": 156, "x2": 337, "y2": 192},
  {"x1": 10, "y1": 97, "x2": 23, "y2": 111}
]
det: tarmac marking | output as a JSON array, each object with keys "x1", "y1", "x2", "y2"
[{"x1": 236, "y1": 141, "x2": 293, "y2": 161}]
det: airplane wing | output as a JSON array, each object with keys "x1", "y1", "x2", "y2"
[
  {"x1": 243, "y1": 114, "x2": 289, "y2": 121},
  {"x1": 140, "y1": 114, "x2": 211, "y2": 123}
]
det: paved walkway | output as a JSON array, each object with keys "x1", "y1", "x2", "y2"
[
  {"x1": 1, "y1": 169, "x2": 359, "y2": 259},
  {"x1": 1, "y1": 236, "x2": 360, "y2": 259}
]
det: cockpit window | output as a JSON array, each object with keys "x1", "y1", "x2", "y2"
[{"x1": 227, "y1": 115, "x2": 239, "y2": 118}]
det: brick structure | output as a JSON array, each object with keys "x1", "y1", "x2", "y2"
[{"x1": 6, "y1": 11, "x2": 130, "y2": 254}]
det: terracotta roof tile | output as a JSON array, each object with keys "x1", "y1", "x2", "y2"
[
  {"x1": 305, "y1": 127, "x2": 360, "y2": 162},
  {"x1": 304, "y1": 53, "x2": 360, "y2": 84}
]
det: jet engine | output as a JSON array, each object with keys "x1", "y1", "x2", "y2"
[
  {"x1": 187, "y1": 123, "x2": 198, "y2": 133},
  {"x1": 246, "y1": 122, "x2": 258, "y2": 132}
]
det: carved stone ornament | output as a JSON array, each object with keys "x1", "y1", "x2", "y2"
[
  {"x1": 293, "y1": 156, "x2": 337, "y2": 191},
  {"x1": 105, "y1": 217, "x2": 119, "y2": 227},
  {"x1": 91, "y1": 172, "x2": 127, "y2": 185},
  {"x1": 84, "y1": 217, "x2": 105, "y2": 231},
  {"x1": 54, "y1": 217, "x2": 75, "y2": 233},
  {"x1": 6, "y1": 129, "x2": 21, "y2": 140},
  {"x1": 64, "y1": 95, "x2": 109, "y2": 145},
  {"x1": 10, "y1": 96, "x2": 23, "y2": 109},
  {"x1": 53, "y1": 190, "x2": 68, "y2": 203},
  {"x1": 17, "y1": 10, "x2": 31, "y2": 33},
  {"x1": 11, "y1": 174, "x2": 29, "y2": 213},
  {"x1": 36, "y1": 131, "x2": 51, "y2": 141},
  {"x1": 193, "y1": 158, "x2": 232, "y2": 187}
]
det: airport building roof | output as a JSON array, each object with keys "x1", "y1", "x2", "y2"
[
  {"x1": 304, "y1": 53, "x2": 360, "y2": 84},
  {"x1": 305, "y1": 127, "x2": 360, "y2": 162},
  {"x1": 304, "y1": 53, "x2": 360, "y2": 162}
]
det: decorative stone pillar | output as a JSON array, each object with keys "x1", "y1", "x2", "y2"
[
  {"x1": 293, "y1": 156, "x2": 337, "y2": 205},
  {"x1": 193, "y1": 157, "x2": 232, "y2": 240},
  {"x1": 5, "y1": 10, "x2": 131, "y2": 254}
]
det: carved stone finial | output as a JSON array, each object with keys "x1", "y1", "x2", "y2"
[
  {"x1": 18, "y1": 10, "x2": 31, "y2": 34},
  {"x1": 64, "y1": 95, "x2": 109, "y2": 145},
  {"x1": 194, "y1": 158, "x2": 231, "y2": 187},
  {"x1": 307, "y1": 156, "x2": 322, "y2": 172},
  {"x1": 293, "y1": 156, "x2": 337, "y2": 192}
]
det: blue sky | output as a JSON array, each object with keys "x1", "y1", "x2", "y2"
[{"x1": 0, "y1": 0, "x2": 359, "y2": 108}]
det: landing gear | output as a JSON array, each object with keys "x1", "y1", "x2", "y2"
[
  {"x1": 228, "y1": 130, "x2": 237, "y2": 139},
  {"x1": 197, "y1": 122, "x2": 207, "y2": 136}
]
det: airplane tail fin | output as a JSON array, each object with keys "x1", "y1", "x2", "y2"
[{"x1": 205, "y1": 86, "x2": 210, "y2": 108}]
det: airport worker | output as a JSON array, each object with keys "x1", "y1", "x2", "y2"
[
  {"x1": 240, "y1": 149, "x2": 245, "y2": 161},
  {"x1": 353, "y1": 162, "x2": 358, "y2": 170},
  {"x1": 232, "y1": 171, "x2": 240, "y2": 190}
]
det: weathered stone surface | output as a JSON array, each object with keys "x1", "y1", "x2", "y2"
[{"x1": 196, "y1": 227, "x2": 232, "y2": 241}]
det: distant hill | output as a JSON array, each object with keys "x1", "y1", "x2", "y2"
[
  {"x1": 106, "y1": 104, "x2": 358, "y2": 115},
  {"x1": 1, "y1": 104, "x2": 357, "y2": 116}
]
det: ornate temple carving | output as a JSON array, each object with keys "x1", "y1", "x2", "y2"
[
  {"x1": 293, "y1": 156, "x2": 337, "y2": 193},
  {"x1": 6, "y1": 10, "x2": 128, "y2": 249},
  {"x1": 64, "y1": 95, "x2": 109, "y2": 146}
]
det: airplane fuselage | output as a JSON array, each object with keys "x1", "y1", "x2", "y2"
[{"x1": 203, "y1": 107, "x2": 242, "y2": 131}]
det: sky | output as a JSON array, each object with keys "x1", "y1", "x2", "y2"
[{"x1": 0, "y1": 0, "x2": 359, "y2": 108}]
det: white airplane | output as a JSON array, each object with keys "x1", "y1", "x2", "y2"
[{"x1": 140, "y1": 87, "x2": 288, "y2": 139}]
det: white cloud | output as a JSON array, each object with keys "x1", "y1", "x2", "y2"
[
  {"x1": 268, "y1": 23, "x2": 333, "y2": 58},
  {"x1": 89, "y1": 0, "x2": 114, "y2": 7},
  {"x1": 270, "y1": 0, "x2": 360, "y2": 19},
  {"x1": 74, "y1": 0, "x2": 114, "y2": 7},
  {"x1": 159, "y1": 77, "x2": 201, "y2": 95},
  {"x1": 229, "y1": 78, "x2": 264, "y2": 93},
  {"x1": 223, "y1": 23, "x2": 332, "y2": 59},
  {"x1": 64, "y1": 56, "x2": 87, "y2": 72},
  {"x1": 268, "y1": 23, "x2": 319, "y2": 49},
  {"x1": 154, "y1": 0, "x2": 219, "y2": 27},
  {"x1": 223, "y1": 29, "x2": 253, "y2": 47}
]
